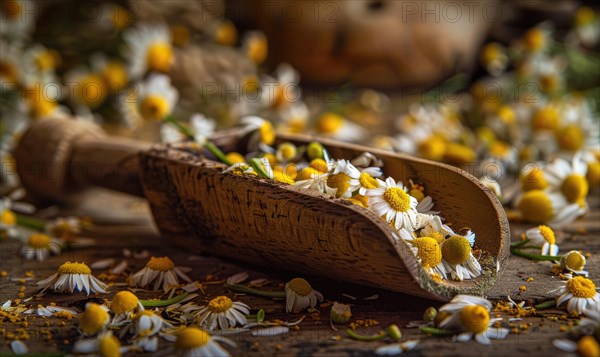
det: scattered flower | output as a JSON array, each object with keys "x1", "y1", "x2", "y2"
[{"x1": 36, "y1": 261, "x2": 108, "y2": 295}]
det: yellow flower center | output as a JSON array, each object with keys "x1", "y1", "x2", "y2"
[
  {"x1": 278, "y1": 142, "x2": 297, "y2": 160},
  {"x1": 409, "y1": 189, "x2": 425, "y2": 202},
  {"x1": 76, "y1": 74, "x2": 107, "y2": 108},
  {"x1": 383, "y1": 187, "x2": 411, "y2": 212},
  {"x1": 480, "y1": 43, "x2": 502, "y2": 66},
  {"x1": 575, "y1": 7, "x2": 597, "y2": 27},
  {"x1": 296, "y1": 167, "x2": 320, "y2": 181},
  {"x1": 110, "y1": 5, "x2": 130, "y2": 30},
  {"x1": 565, "y1": 251, "x2": 586, "y2": 271},
  {"x1": 523, "y1": 28, "x2": 546, "y2": 52},
  {"x1": 531, "y1": 107, "x2": 559, "y2": 131},
  {"x1": 288, "y1": 278, "x2": 313, "y2": 296},
  {"x1": 317, "y1": 113, "x2": 344, "y2": 134},
  {"x1": 476, "y1": 127, "x2": 496, "y2": 146},
  {"x1": 27, "y1": 234, "x2": 51, "y2": 249},
  {"x1": 24, "y1": 85, "x2": 57, "y2": 119},
  {"x1": 418, "y1": 135, "x2": 447, "y2": 161},
  {"x1": 140, "y1": 95, "x2": 170, "y2": 121},
  {"x1": 246, "y1": 35, "x2": 268, "y2": 65},
  {"x1": 459, "y1": 305, "x2": 490, "y2": 334},
  {"x1": 146, "y1": 42, "x2": 173, "y2": 73},
  {"x1": 242, "y1": 75, "x2": 260, "y2": 93},
  {"x1": 497, "y1": 105, "x2": 515, "y2": 123},
  {"x1": 272, "y1": 170, "x2": 295, "y2": 185},
  {"x1": 111, "y1": 291, "x2": 139, "y2": 314},
  {"x1": 309, "y1": 159, "x2": 328, "y2": 173},
  {"x1": 79, "y1": 303, "x2": 109, "y2": 335},
  {"x1": 35, "y1": 50, "x2": 57, "y2": 72},
  {"x1": 102, "y1": 62, "x2": 128, "y2": 91},
  {"x1": 359, "y1": 173, "x2": 379, "y2": 190},
  {"x1": 540, "y1": 74, "x2": 560, "y2": 94},
  {"x1": 518, "y1": 190, "x2": 553, "y2": 224},
  {"x1": 146, "y1": 256, "x2": 175, "y2": 272},
  {"x1": 1, "y1": 210, "x2": 16, "y2": 225},
  {"x1": 430, "y1": 232, "x2": 446, "y2": 245},
  {"x1": 489, "y1": 141, "x2": 511, "y2": 158},
  {"x1": 587, "y1": 161, "x2": 600, "y2": 188},
  {"x1": 259, "y1": 121, "x2": 275, "y2": 146},
  {"x1": 207, "y1": 296, "x2": 233, "y2": 313},
  {"x1": 538, "y1": 225, "x2": 556, "y2": 244},
  {"x1": 175, "y1": 327, "x2": 210, "y2": 350},
  {"x1": 411, "y1": 237, "x2": 442, "y2": 268},
  {"x1": 0, "y1": 60, "x2": 19, "y2": 84},
  {"x1": 277, "y1": 164, "x2": 297, "y2": 180},
  {"x1": 346, "y1": 198, "x2": 366, "y2": 207},
  {"x1": 443, "y1": 143, "x2": 476, "y2": 165},
  {"x1": 577, "y1": 336, "x2": 600, "y2": 357},
  {"x1": 521, "y1": 169, "x2": 548, "y2": 191},
  {"x1": 58, "y1": 262, "x2": 91, "y2": 275},
  {"x1": 214, "y1": 21, "x2": 238, "y2": 46},
  {"x1": 171, "y1": 25, "x2": 190, "y2": 47},
  {"x1": 306, "y1": 142, "x2": 324, "y2": 161},
  {"x1": 441, "y1": 235, "x2": 471, "y2": 265},
  {"x1": 566, "y1": 276, "x2": 596, "y2": 298},
  {"x1": 99, "y1": 333, "x2": 122, "y2": 357},
  {"x1": 561, "y1": 174, "x2": 588, "y2": 204},
  {"x1": 226, "y1": 152, "x2": 246, "y2": 164},
  {"x1": 556, "y1": 124, "x2": 584, "y2": 152},
  {"x1": 327, "y1": 173, "x2": 352, "y2": 198},
  {"x1": 1, "y1": 0, "x2": 21, "y2": 20},
  {"x1": 262, "y1": 153, "x2": 277, "y2": 165}
]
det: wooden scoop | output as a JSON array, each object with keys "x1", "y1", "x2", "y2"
[{"x1": 15, "y1": 118, "x2": 510, "y2": 301}]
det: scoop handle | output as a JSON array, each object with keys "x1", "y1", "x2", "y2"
[{"x1": 14, "y1": 117, "x2": 152, "y2": 202}]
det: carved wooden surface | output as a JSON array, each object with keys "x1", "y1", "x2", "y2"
[{"x1": 0, "y1": 189, "x2": 597, "y2": 356}]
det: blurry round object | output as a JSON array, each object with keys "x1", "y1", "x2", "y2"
[{"x1": 251, "y1": 0, "x2": 499, "y2": 88}]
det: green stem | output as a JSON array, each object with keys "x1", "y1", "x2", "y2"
[
  {"x1": 15, "y1": 214, "x2": 46, "y2": 231},
  {"x1": 164, "y1": 115, "x2": 194, "y2": 139},
  {"x1": 534, "y1": 300, "x2": 557, "y2": 310},
  {"x1": 510, "y1": 239, "x2": 530, "y2": 248},
  {"x1": 140, "y1": 292, "x2": 190, "y2": 307},
  {"x1": 204, "y1": 141, "x2": 234, "y2": 166},
  {"x1": 223, "y1": 283, "x2": 285, "y2": 298},
  {"x1": 346, "y1": 329, "x2": 387, "y2": 341},
  {"x1": 419, "y1": 326, "x2": 456, "y2": 337},
  {"x1": 510, "y1": 249, "x2": 561, "y2": 261},
  {"x1": 247, "y1": 309, "x2": 266, "y2": 323},
  {"x1": 249, "y1": 158, "x2": 271, "y2": 179}
]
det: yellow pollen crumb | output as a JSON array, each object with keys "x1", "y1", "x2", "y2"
[{"x1": 519, "y1": 285, "x2": 527, "y2": 292}]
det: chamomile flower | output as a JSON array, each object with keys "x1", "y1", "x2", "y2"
[
  {"x1": 64, "y1": 67, "x2": 108, "y2": 114},
  {"x1": 128, "y1": 256, "x2": 191, "y2": 292},
  {"x1": 36, "y1": 262, "x2": 108, "y2": 295},
  {"x1": 74, "y1": 330, "x2": 128, "y2": 356},
  {"x1": 554, "y1": 336, "x2": 600, "y2": 357},
  {"x1": 110, "y1": 291, "x2": 144, "y2": 324},
  {"x1": 260, "y1": 63, "x2": 301, "y2": 111},
  {"x1": 480, "y1": 42, "x2": 508, "y2": 77},
  {"x1": 242, "y1": 31, "x2": 268, "y2": 65},
  {"x1": 24, "y1": 304, "x2": 77, "y2": 317},
  {"x1": 0, "y1": 39, "x2": 22, "y2": 88},
  {"x1": 195, "y1": 295, "x2": 250, "y2": 331},
  {"x1": 279, "y1": 102, "x2": 309, "y2": 134},
  {"x1": 326, "y1": 159, "x2": 362, "y2": 198},
  {"x1": 174, "y1": 327, "x2": 232, "y2": 357},
  {"x1": 0, "y1": 0, "x2": 36, "y2": 41},
  {"x1": 285, "y1": 278, "x2": 324, "y2": 313},
  {"x1": 554, "y1": 276, "x2": 600, "y2": 315},
  {"x1": 409, "y1": 237, "x2": 447, "y2": 278},
  {"x1": 525, "y1": 225, "x2": 559, "y2": 255},
  {"x1": 294, "y1": 167, "x2": 330, "y2": 193},
  {"x1": 123, "y1": 23, "x2": 173, "y2": 79},
  {"x1": 21, "y1": 233, "x2": 62, "y2": 261},
  {"x1": 90, "y1": 53, "x2": 129, "y2": 92},
  {"x1": 45, "y1": 216, "x2": 82, "y2": 241},
  {"x1": 419, "y1": 215, "x2": 454, "y2": 243},
  {"x1": 364, "y1": 177, "x2": 419, "y2": 232},
  {"x1": 0, "y1": 199, "x2": 18, "y2": 239},
  {"x1": 517, "y1": 189, "x2": 587, "y2": 226},
  {"x1": 560, "y1": 251, "x2": 588, "y2": 277},
  {"x1": 79, "y1": 303, "x2": 110, "y2": 336},
  {"x1": 441, "y1": 235, "x2": 482, "y2": 281},
  {"x1": 121, "y1": 74, "x2": 179, "y2": 127},
  {"x1": 240, "y1": 116, "x2": 276, "y2": 149},
  {"x1": 128, "y1": 310, "x2": 173, "y2": 352},
  {"x1": 315, "y1": 112, "x2": 367, "y2": 142},
  {"x1": 438, "y1": 295, "x2": 508, "y2": 345},
  {"x1": 544, "y1": 153, "x2": 589, "y2": 206},
  {"x1": 257, "y1": 158, "x2": 295, "y2": 185}
]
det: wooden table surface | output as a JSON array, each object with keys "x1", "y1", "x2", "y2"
[{"x1": 1, "y1": 188, "x2": 598, "y2": 356}]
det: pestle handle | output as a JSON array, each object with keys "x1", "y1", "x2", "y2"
[{"x1": 14, "y1": 117, "x2": 152, "y2": 202}]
